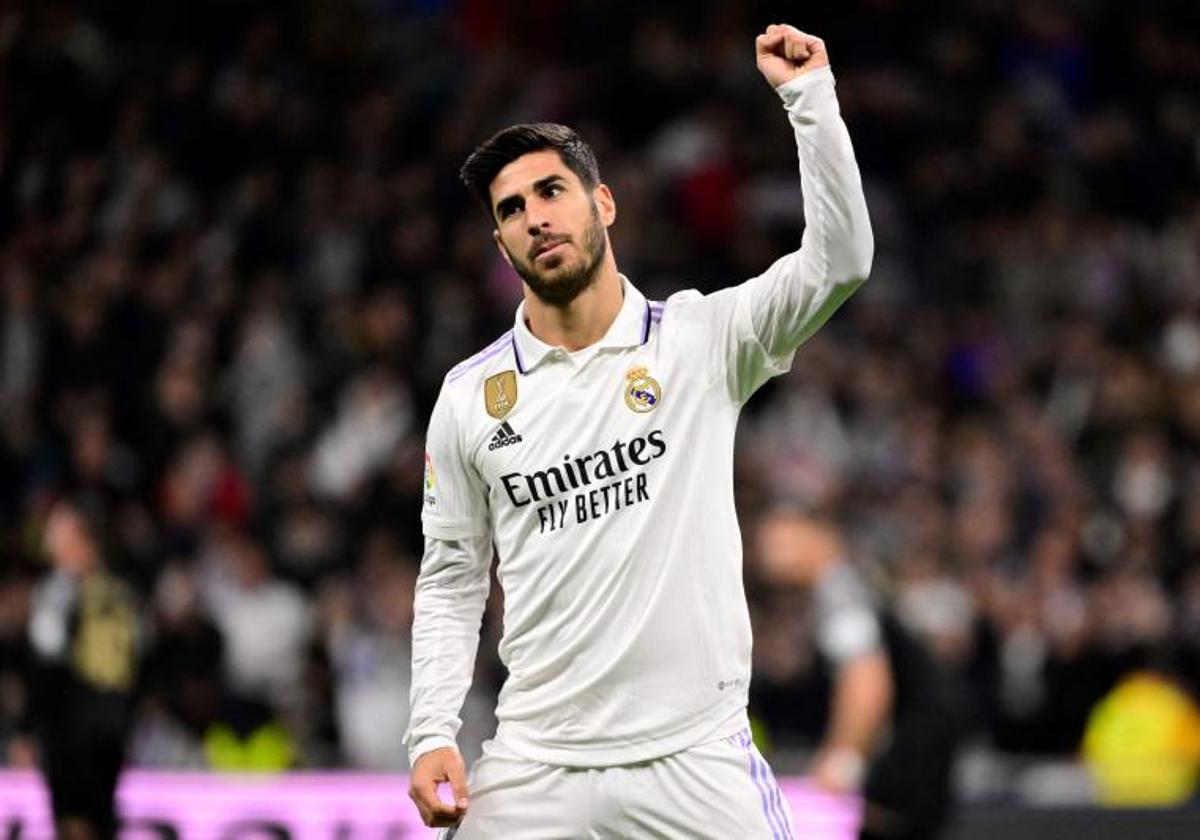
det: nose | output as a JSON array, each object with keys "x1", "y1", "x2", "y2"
[{"x1": 526, "y1": 199, "x2": 552, "y2": 236}]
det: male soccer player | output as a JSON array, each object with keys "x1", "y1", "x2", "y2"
[{"x1": 406, "y1": 24, "x2": 873, "y2": 837}]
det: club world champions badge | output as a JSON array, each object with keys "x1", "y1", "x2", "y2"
[
  {"x1": 624, "y1": 366, "x2": 661, "y2": 413},
  {"x1": 484, "y1": 370, "x2": 518, "y2": 419}
]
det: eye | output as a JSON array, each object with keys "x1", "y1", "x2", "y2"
[{"x1": 542, "y1": 183, "x2": 564, "y2": 198}]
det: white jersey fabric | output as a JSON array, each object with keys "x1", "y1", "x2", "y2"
[{"x1": 406, "y1": 65, "x2": 873, "y2": 768}]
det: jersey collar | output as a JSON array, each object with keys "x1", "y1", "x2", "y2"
[{"x1": 511, "y1": 276, "x2": 652, "y2": 374}]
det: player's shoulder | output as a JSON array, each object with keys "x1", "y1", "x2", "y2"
[
  {"x1": 662, "y1": 288, "x2": 704, "y2": 312},
  {"x1": 655, "y1": 285, "x2": 740, "y2": 329},
  {"x1": 441, "y1": 329, "x2": 517, "y2": 392},
  {"x1": 435, "y1": 328, "x2": 520, "y2": 424}
]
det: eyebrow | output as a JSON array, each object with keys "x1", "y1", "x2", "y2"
[
  {"x1": 494, "y1": 174, "x2": 568, "y2": 218},
  {"x1": 532, "y1": 174, "x2": 566, "y2": 192}
]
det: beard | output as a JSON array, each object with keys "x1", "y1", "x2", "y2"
[{"x1": 506, "y1": 202, "x2": 608, "y2": 307}]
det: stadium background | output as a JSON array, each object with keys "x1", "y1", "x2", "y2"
[{"x1": 0, "y1": 0, "x2": 1198, "y2": 836}]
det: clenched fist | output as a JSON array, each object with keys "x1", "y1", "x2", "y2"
[{"x1": 756, "y1": 24, "x2": 829, "y2": 88}]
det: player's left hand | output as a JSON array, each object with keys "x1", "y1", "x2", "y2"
[{"x1": 755, "y1": 24, "x2": 829, "y2": 88}]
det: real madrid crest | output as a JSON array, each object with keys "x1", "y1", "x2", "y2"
[
  {"x1": 624, "y1": 365, "x2": 661, "y2": 413},
  {"x1": 484, "y1": 370, "x2": 518, "y2": 419}
]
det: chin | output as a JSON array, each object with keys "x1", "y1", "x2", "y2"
[
  {"x1": 538, "y1": 253, "x2": 569, "y2": 272},
  {"x1": 533, "y1": 259, "x2": 576, "y2": 285}
]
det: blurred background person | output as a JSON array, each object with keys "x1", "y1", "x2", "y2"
[
  {"x1": 320, "y1": 528, "x2": 495, "y2": 771},
  {"x1": 27, "y1": 498, "x2": 144, "y2": 840},
  {"x1": 756, "y1": 508, "x2": 960, "y2": 840},
  {"x1": 196, "y1": 525, "x2": 312, "y2": 772},
  {"x1": 130, "y1": 561, "x2": 224, "y2": 769}
]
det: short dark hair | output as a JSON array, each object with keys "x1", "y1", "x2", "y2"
[{"x1": 459, "y1": 123, "x2": 600, "y2": 214}]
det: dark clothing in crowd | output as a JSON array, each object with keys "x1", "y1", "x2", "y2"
[
  {"x1": 860, "y1": 613, "x2": 960, "y2": 840},
  {"x1": 29, "y1": 570, "x2": 141, "y2": 836},
  {"x1": 41, "y1": 685, "x2": 132, "y2": 838}
]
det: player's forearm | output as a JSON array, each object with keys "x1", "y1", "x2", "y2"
[
  {"x1": 822, "y1": 650, "x2": 892, "y2": 757},
  {"x1": 404, "y1": 535, "x2": 492, "y2": 762},
  {"x1": 744, "y1": 67, "x2": 873, "y2": 359},
  {"x1": 781, "y1": 66, "x2": 873, "y2": 289}
]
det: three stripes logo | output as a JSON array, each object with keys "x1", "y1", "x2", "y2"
[{"x1": 488, "y1": 421, "x2": 524, "y2": 451}]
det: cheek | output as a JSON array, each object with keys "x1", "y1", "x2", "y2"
[{"x1": 496, "y1": 230, "x2": 523, "y2": 258}]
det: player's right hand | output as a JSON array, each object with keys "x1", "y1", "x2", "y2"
[
  {"x1": 755, "y1": 24, "x2": 829, "y2": 89},
  {"x1": 409, "y1": 746, "x2": 470, "y2": 827}
]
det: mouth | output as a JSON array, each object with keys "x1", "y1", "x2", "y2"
[{"x1": 531, "y1": 238, "x2": 569, "y2": 260}]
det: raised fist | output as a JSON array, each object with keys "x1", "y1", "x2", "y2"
[{"x1": 755, "y1": 24, "x2": 829, "y2": 88}]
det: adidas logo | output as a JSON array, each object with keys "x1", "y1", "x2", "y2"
[{"x1": 488, "y1": 421, "x2": 524, "y2": 451}]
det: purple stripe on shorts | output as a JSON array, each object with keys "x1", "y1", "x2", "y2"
[
  {"x1": 447, "y1": 332, "x2": 513, "y2": 382},
  {"x1": 752, "y1": 746, "x2": 794, "y2": 839},
  {"x1": 732, "y1": 730, "x2": 784, "y2": 840}
]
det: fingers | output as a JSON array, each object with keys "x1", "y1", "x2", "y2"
[
  {"x1": 408, "y1": 750, "x2": 470, "y2": 828},
  {"x1": 755, "y1": 31, "x2": 785, "y2": 56},
  {"x1": 408, "y1": 776, "x2": 436, "y2": 824},
  {"x1": 785, "y1": 37, "x2": 811, "y2": 64},
  {"x1": 410, "y1": 776, "x2": 467, "y2": 827},
  {"x1": 447, "y1": 752, "x2": 471, "y2": 810},
  {"x1": 758, "y1": 23, "x2": 825, "y2": 62}
]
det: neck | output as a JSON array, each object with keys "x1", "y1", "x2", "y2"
[{"x1": 523, "y1": 255, "x2": 623, "y2": 351}]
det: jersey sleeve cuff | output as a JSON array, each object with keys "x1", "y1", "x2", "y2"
[
  {"x1": 775, "y1": 64, "x2": 835, "y2": 107},
  {"x1": 407, "y1": 735, "x2": 459, "y2": 765}
]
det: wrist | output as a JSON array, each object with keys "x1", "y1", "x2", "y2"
[
  {"x1": 408, "y1": 736, "x2": 458, "y2": 766},
  {"x1": 818, "y1": 746, "x2": 865, "y2": 791},
  {"x1": 775, "y1": 65, "x2": 835, "y2": 105}
]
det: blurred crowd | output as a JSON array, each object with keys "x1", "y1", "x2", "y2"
[{"x1": 0, "y1": 0, "x2": 1197, "y2": 775}]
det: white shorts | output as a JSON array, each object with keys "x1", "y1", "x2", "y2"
[{"x1": 442, "y1": 728, "x2": 795, "y2": 839}]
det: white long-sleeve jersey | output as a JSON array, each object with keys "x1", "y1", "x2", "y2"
[{"x1": 406, "y1": 66, "x2": 873, "y2": 767}]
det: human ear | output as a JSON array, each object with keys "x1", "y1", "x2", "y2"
[{"x1": 594, "y1": 184, "x2": 616, "y2": 226}]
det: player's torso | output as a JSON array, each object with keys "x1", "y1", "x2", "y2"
[
  {"x1": 466, "y1": 328, "x2": 742, "y2": 700},
  {"x1": 469, "y1": 339, "x2": 683, "y2": 547},
  {"x1": 449, "y1": 306, "x2": 753, "y2": 754}
]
